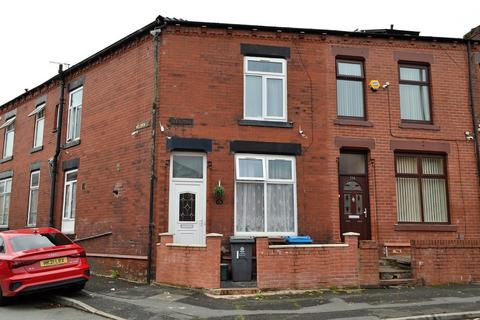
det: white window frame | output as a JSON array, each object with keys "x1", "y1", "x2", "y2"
[
  {"x1": 27, "y1": 171, "x2": 40, "y2": 227},
  {"x1": 66, "y1": 87, "x2": 83, "y2": 142},
  {"x1": 3, "y1": 121, "x2": 15, "y2": 159},
  {"x1": 243, "y1": 56, "x2": 287, "y2": 122},
  {"x1": 33, "y1": 105, "x2": 45, "y2": 148},
  {"x1": 234, "y1": 154, "x2": 297, "y2": 236},
  {"x1": 0, "y1": 178, "x2": 12, "y2": 228},
  {"x1": 62, "y1": 169, "x2": 78, "y2": 220}
]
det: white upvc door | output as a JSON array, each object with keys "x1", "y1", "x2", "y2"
[
  {"x1": 62, "y1": 169, "x2": 78, "y2": 234},
  {"x1": 168, "y1": 152, "x2": 206, "y2": 245}
]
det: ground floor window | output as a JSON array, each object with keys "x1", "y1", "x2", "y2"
[
  {"x1": 27, "y1": 171, "x2": 40, "y2": 227},
  {"x1": 395, "y1": 153, "x2": 448, "y2": 223},
  {"x1": 0, "y1": 178, "x2": 12, "y2": 227},
  {"x1": 235, "y1": 154, "x2": 296, "y2": 235}
]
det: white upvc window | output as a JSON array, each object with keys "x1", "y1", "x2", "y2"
[
  {"x1": 62, "y1": 170, "x2": 78, "y2": 220},
  {"x1": 235, "y1": 154, "x2": 297, "y2": 236},
  {"x1": 32, "y1": 104, "x2": 45, "y2": 148},
  {"x1": 67, "y1": 87, "x2": 83, "y2": 142},
  {"x1": 244, "y1": 57, "x2": 287, "y2": 121},
  {"x1": 2, "y1": 118, "x2": 15, "y2": 158},
  {"x1": 27, "y1": 171, "x2": 40, "y2": 227},
  {"x1": 0, "y1": 178, "x2": 12, "y2": 228}
]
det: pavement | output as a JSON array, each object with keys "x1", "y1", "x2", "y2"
[{"x1": 55, "y1": 275, "x2": 480, "y2": 320}]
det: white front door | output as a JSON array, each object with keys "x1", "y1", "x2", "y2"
[
  {"x1": 62, "y1": 169, "x2": 78, "y2": 234},
  {"x1": 169, "y1": 153, "x2": 206, "y2": 244}
]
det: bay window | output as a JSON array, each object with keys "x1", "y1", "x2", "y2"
[{"x1": 235, "y1": 154, "x2": 296, "y2": 235}]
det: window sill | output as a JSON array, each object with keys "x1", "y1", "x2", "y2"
[
  {"x1": 394, "y1": 224, "x2": 457, "y2": 232},
  {"x1": 238, "y1": 119, "x2": 293, "y2": 128},
  {"x1": 63, "y1": 139, "x2": 81, "y2": 149},
  {"x1": 334, "y1": 118, "x2": 373, "y2": 127},
  {"x1": 0, "y1": 156, "x2": 13, "y2": 164},
  {"x1": 30, "y1": 146, "x2": 43, "y2": 154},
  {"x1": 398, "y1": 122, "x2": 440, "y2": 131}
]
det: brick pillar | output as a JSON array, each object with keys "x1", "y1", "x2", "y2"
[
  {"x1": 205, "y1": 233, "x2": 223, "y2": 289},
  {"x1": 158, "y1": 232, "x2": 173, "y2": 245},
  {"x1": 343, "y1": 232, "x2": 360, "y2": 286},
  {"x1": 256, "y1": 236, "x2": 269, "y2": 289},
  {"x1": 343, "y1": 232, "x2": 359, "y2": 247}
]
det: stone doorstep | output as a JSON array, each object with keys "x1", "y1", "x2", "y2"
[
  {"x1": 207, "y1": 287, "x2": 261, "y2": 296},
  {"x1": 379, "y1": 278, "x2": 416, "y2": 287}
]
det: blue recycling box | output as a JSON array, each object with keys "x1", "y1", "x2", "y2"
[{"x1": 284, "y1": 236, "x2": 313, "y2": 244}]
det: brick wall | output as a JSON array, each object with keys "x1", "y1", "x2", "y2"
[
  {"x1": 88, "y1": 256, "x2": 148, "y2": 282},
  {"x1": 256, "y1": 233, "x2": 363, "y2": 290},
  {"x1": 155, "y1": 233, "x2": 221, "y2": 289},
  {"x1": 411, "y1": 240, "x2": 480, "y2": 285}
]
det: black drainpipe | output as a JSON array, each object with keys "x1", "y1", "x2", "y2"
[
  {"x1": 48, "y1": 65, "x2": 66, "y2": 227},
  {"x1": 467, "y1": 41, "x2": 480, "y2": 184},
  {"x1": 147, "y1": 17, "x2": 165, "y2": 284}
]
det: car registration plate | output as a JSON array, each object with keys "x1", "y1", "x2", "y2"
[{"x1": 40, "y1": 257, "x2": 68, "y2": 267}]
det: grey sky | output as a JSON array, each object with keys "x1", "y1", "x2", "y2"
[{"x1": 1, "y1": 0, "x2": 479, "y2": 105}]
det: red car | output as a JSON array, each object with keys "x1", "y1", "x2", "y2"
[{"x1": 0, "y1": 227, "x2": 90, "y2": 304}]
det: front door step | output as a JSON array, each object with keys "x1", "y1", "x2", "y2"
[
  {"x1": 208, "y1": 287, "x2": 260, "y2": 296},
  {"x1": 379, "y1": 278, "x2": 416, "y2": 287},
  {"x1": 379, "y1": 266, "x2": 412, "y2": 280}
]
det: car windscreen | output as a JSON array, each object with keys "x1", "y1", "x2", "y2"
[{"x1": 9, "y1": 233, "x2": 73, "y2": 252}]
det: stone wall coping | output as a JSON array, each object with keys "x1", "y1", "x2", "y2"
[
  {"x1": 206, "y1": 233, "x2": 223, "y2": 237},
  {"x1": 159, "y1": 232, "x2": 173, "y2": 236},
  {"x1": 166, "y1": 243, "x2": 207, "y2": 248},
  {"x1": 342, "y1": 232, "x2": 360, "y2": 236},
  {"x1": 269, "y1": 244, "x2": 349, "y2": 249}
]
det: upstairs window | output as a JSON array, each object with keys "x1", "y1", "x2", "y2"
[
  {"x1": 399, "y1": 64, "x2": 431, "y2": 122},
  {"x1": 67, "y1": 87, "x2": 83, "y2": 142},
  {"x1": 0, "y1": 116, "x2": 15, "y2": 159},
  {"x1": 28, "y1": 102, "x2": 45, "y2": 148},
  {"x1": 395, "y1": 154, "x2": 448, "y2": 223},
  {"x1": 336, "y1": 59, "x2": 365, "y2": 118},
  {"x1": 244, "y1": 57, "x2": 287, "y2": 121}
]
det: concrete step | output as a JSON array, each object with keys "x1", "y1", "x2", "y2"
[
  {"x1": 379, "y1": 256, "x2": 411, "y2": 269},
  {"x1": 379, "y1": 278, "x2": 416, "y2": 287},
  {"x1": 380, "y1": 266, "x2": 412, "y2": 280},
  {"x1": 208, "y1": 287, "x2": 260, "y2": 296}
]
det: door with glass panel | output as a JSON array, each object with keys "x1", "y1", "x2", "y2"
[
  {"x1": 338, "y1": 151, "x2": 371, "y2": 240},
  {"x1": 169, "y1": 153, "x2": 206, "y2": 245},
  {"x1": 62, "y1": 170, "x2": 78, "y2": 234}
]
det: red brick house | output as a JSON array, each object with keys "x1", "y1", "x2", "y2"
[{"x1": 1, "y1": 16, "x2": 480, "y2": 285}]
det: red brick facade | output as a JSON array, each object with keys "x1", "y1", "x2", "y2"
[{"x1": 1, "y1": 17, "x2": 480, "y2": 282}]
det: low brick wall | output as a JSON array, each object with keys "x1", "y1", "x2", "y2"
[
  {"x1": 359, "y1": 240, "x2": 380, "y2": 287},
  {"x1": 411, "y1": 240, "x2": 480, "y2": 285},
  {"x1": 155, "y1": 233, "x2": 222, "y2": 289},
  {"x1": 87, "y1": 255, "x2": 148, "y2": 282},
  {"x1": 257, "y1": 233, "x2": 376, "y2": 290}
]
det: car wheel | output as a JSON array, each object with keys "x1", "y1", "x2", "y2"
[{"x1": 0, "y1": 287, "x2": 10, "y2": 306}]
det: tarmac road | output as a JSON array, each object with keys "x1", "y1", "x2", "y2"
[{"x1": 0, "y1": 294, "x2": 105, "y2": 320}]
